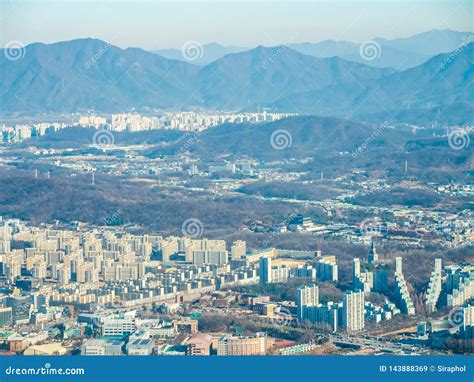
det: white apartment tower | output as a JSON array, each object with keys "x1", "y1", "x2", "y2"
[
  {"x1": 296, "y1": 284, "x2": 319, "y2": 320},
  {"x1": 342, "y1": 290, "x2": 365, "y2": 332}
]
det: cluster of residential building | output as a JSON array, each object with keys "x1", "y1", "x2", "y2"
[
  {"x1": 296, "y1": 284, "x2": 365, "y2": 333},
  {"x1": 445, "y1": 264, "x2": 473, "y2": 308},
  {"x1": 0, "y1": 216, "x2": 471, "y2": 355},
  {"x1": 295, "y1": 248, "x2": 472, "y2": 336},
  {"x1": 258, "y1": 250, "x2": 338, "y2": 285},
  {"x1": 0, "y1": 122, "x2": 69, "y2": 143},
  {"x1": 0, "y1": 218, "x2": 338, "y2": 327},
  {"x1": 81, "y1": 112, "x2": 294, "y2": 132},
  {"x1": 417, "y1": 301, "x2": 473, "y2": 343},
  {"x1": 349, "y1": 245, "x2": 415, "y2": 315},
  {"x1": 419, "y1": 260, "x2": 473, "y2": 314},
  {"x1": 0, "y1": 111, "x2": 294, "y2": 144},
  {"x1": 292, "y1": 246, "x2": 397, "y2": 334}
]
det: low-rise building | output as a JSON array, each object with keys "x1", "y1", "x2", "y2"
[
  {"x1": 217, "y1": 332, "x2": 266, "y2": 355},
  {"x1": 24, "y1": 343, "x2": 68, "y2": 356},
  {"x1": 185, "y1": 333, "x2": 212, "y2": 355},
  {"x1": 80, "y1": 338, "x2": 124, "y2": 355},
  {"x1": 126, "y1": 338, "x2": 155, "y2": 355}
]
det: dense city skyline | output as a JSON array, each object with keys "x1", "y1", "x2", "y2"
[{"x1": 0, "y1": 2, "x2": 472, "y2": 378}]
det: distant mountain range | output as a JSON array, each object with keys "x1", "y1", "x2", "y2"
[
  {"x1": 196, "y1": 45, "x2": 392, "y2": 110},
  {"x1": 267, "y1": 43, "x2": 474, "y2": 122},
  {"x1": 1, "y1": 31, "x2": 473, "y2": 124},
  {"x1": 0, "y1": 38, "x2": 392, "y2": 113},
  {"x1": 153, "y1": 30, "x2": 473, "y2": 70},
  {"x1": 0, "y1": 38, "x2": 200, "y2": 112},
  {"x1": 153, "y1": 43, "x2": 249, "y2": 66}
]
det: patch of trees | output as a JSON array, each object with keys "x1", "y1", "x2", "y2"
[{"x1": 349, "y1": 188, "x2": 442, "y2": 208}]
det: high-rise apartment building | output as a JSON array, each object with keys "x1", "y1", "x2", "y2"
[
  {"x1": 426, "y1": 258, "x2": 442, "y2": 313},
  {"x1": 315, "y1": 255, "x2": 338, "y2": 282},
  {"x1": 352, "y1": 258, "x2": 373, "y2": 292},
  {"x1": 259, "y1": 257, "x2": 272, "y2": 284},
  {"x1": 231, "y1": 241, "x2": 246, "y2": 260},
  {"x1": 303, "y1": 302, "x2": 340, "y2": 332},
  {"x1": 0, "y1": 307, "x2": 13, "y2": 327},
  {"x1": 296, "y1": 284, "x2": 319, "y2": 320},
  {"x1": 393, "y1": 257, "x2": 415, "y2": 315},
  {"x1": 342, "y1": 291, "x2": 365, "y2": 332},
  {"x1": 368, "y1": 241, "x2": 378, "y2": 263},
  {"x1": 6, "y1": 295, "x2": 31, "y2": 324}
]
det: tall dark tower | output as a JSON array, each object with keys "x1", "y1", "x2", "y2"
[{"x1": 368, "y1": 241, "x2": 378, "y2": 263}]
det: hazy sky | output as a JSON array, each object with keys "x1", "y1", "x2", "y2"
[{"x1": 1, "y1": 1, "x2": 472, "y2": 49}]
